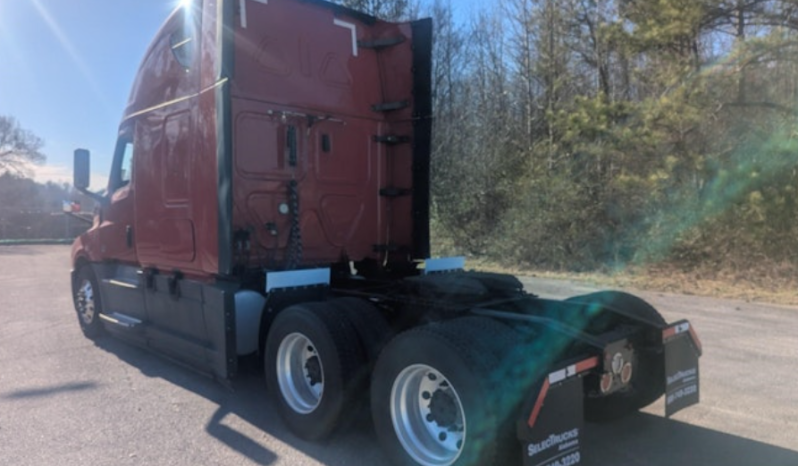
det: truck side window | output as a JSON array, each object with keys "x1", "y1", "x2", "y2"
[
  {"x1": 170, "y1": 6, "x2": 196, "y2": 69},
  {"x1": 110, "y1": 138, "x2": 134, "y2": 192},
  {"x1": 119, "y1": 142, "x2": 134, "y2": 187}
]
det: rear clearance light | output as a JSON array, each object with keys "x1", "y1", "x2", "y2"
[
  {"x1": 620, "y1": 361, "x2": 633, "y2": 385},
  {"x1": 662, "y1": 321, "x2": 702, "y2": 356},
  {"x1": 599, "y1": 372, "x2": 613, "y2": 394},
  {"x1": 596, "y1": 348, "x2": 634, "y2": 395},
  {"x1": 527, "y1": 356, "x2": 599, "y2": 428}
]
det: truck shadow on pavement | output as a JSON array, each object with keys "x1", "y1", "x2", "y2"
[
  {"x1": 94, "y1": 336, "x2": 385, "y2": 466},
  {"x1": 1, "y1": 381, "x2": 98, "y2": 400},
  {"x1": 94, "y1": 337, "x2": 797, "y2": 466}
]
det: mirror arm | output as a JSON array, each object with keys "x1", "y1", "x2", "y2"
[
  {"x1": 64, "y1": 211, "x2": 94, "y2": 225},
  {"x1": 76, "y1": 186, "x2": 107, "y2": 206}
]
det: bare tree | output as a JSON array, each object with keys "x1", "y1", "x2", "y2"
[
  {"x1": 0, "y1": 116, "x2": 45, "y2": 176},
  {"x1": 333, "y1": 0, "x2": 412, "y2": 20}
]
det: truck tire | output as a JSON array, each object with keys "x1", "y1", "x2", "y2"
[
  {"x1": 566, "y1": 291, "x2": 666, "y2": 421},
  {"x1": 371, "y1": 321, "x2": 515, "y2": 466},
  {"x1": 264, "y1": 302, "x2": 367, "y2": 440},
  {"x1": 329, "y1": 297, "x2": 393, "y2": 366},
  {"x1": 72, "y1": 266, "x2": 104, "y2": 339},
  {"x1": 442, "y1": 316, "x2": 527, "y2": 466}
]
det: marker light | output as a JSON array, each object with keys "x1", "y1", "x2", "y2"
[
  {"x1": 621, "y1": 362, "x2": 633, "y2": 385},
  {"x1": 600, "y1": 373, "x2": 613, "y2": 394}
]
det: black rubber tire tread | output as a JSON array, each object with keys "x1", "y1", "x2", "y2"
[
  {"x1": 443, "y1": 316, "x2": 533, "y2": 399},
  {"x1": 264, "y1": 302, "x2": 367, "y2": 440},
  {"x1": 327, "y1": 297, "x2": 394, "y2": 421},
  {"x1": 371, "y1": 320, "x2": 513, "y2": 466},
  {"x1": 329, "y1": 297, "x2": 394, "y2": 367},
  {"x1": 445, "y1": 316, "x2": 528, "y2": 466},
  {"x1": 444, "y1": 316, "x2": 519, "y2": 359},
  {"x1": 566, "y1": 291, "x2": 667, "y2": 422},
  {"x1": 73, "y1": 266, "x2": 104, "y2": 339}
]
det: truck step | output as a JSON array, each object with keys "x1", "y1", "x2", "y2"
[
  {"x1": 374, "y1": 135, "x2": 411, "y2": 146},
  {"x1": 379, "y1": 187, "x2": 411, "y2": 198},
  {"x1": 372, "y1": 244, "x2": 402, "y2": 253},
  {"x1": 372, "y1": 100, "x2": 409, "y2": 112},
  {"x1": 358, "y1": 37, "x2": 406, "y2": 50},
  {"x1": 102, "y1": 278, "x2": 139, "y2": 290},
  {"x1": 99, "y1": 312, "x2": 143, "y2": 330}
]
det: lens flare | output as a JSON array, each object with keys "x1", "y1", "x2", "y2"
[{"x1": 28, "y1": 0, "x2": 111, "y2": 112}]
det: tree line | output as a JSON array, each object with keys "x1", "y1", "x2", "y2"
[
  {"x1": 0, "y1": 173, "x2": 92, "y2": 240},
  {"x1": 0, "y1": 115, "x2": 91, "y2": 240},
  {"x1": 339, "y1": 0, "x2": 798, "y2": 273}
]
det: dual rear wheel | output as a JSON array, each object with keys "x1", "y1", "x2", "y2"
[
  {"x1": 264, "y1": 294, "x2": 666, "y2": 465},
  {"x1": 265, "y1": 305, "x2": 518, "y2": 466},
  {"x1": 264, "y1": 301, "x2": 367, "y2": 440}
]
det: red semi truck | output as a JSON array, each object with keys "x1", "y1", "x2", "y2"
[{"x1": 69, "y1": 1, "x2": 702, "y2": 465}]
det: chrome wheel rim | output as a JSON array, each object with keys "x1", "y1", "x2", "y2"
[
  {"x1": 391, "y1": 364, "x2": 466, "y2": 466},
  {"x1": 76, "y1": 279, "x2": 95, "y2": 325},
  {"x1": 276, "y1": 332, "x2": 324, "y2": 414}
]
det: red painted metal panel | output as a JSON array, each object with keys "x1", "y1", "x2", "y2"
[
  {"x1": 230, "y1": 0, "x2": 419, "y2": 268},
  {"x1": 122, "y1": 0, "x2": 220, "y2": 279}
]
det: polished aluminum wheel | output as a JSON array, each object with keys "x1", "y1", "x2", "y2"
[
  {"x1": 76, "y1": 279, "x2": 96, "y2": 325},
  {"x1": 276, "y1": 332, "x2": 324, "y2": 414},
  {"x1": 391, "y1": 364, "x2": 466, "y2": 466}
]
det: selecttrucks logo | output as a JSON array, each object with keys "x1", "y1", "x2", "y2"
[
  {"x1": 667, "y1": 368, "x2": 697, "y2": 386},
  {"x1": 527, "y1": 428, "x2": 580, "y2": 457}
]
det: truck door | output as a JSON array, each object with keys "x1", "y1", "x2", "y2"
[
  {"x1": 127, "y1": 4, "x2": 210, "y2": 367},
  {"x1": 98, "y1": 130, "x2": 138, "y2": 264}
]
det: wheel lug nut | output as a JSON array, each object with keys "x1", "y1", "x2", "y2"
[
  {"x1": 422, "y1": 391, "x2": 431, "y2": 400},
  {"x1": 428, "y1": 373, "x2": 437, "y2": 381},
  {"x1": 439, "y1": 432, "x2": 447, "y2": 442},
  {"x1": 426, "y1": 414, "x2": 434, "y2": 422}
]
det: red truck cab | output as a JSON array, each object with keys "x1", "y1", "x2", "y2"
[{"x1": 71, "y1": 0, "x2": 431, "y2": 375}]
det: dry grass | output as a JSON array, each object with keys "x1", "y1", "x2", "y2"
[{"x1": 463, "y1": 257, "x2": 798, "y2": 306}]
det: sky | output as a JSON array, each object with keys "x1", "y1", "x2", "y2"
[
  {"x1": 0, "y1": 0, "x2": 481, "y2": 191},
  {"x1": 0, "y1": 0, "x2": 181, "y2": 189}
]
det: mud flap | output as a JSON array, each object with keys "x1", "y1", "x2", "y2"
[
  {"x1": 663, "y1": 320, "x2": 701, "y2": 417},
  {"x1": 519, "y1": 358, "x2": 598, "y2": 466}
]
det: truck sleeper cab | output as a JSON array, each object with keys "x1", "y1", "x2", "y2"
[{"x1": 69, "y1": 1, "x2": 702, "y2": 466}]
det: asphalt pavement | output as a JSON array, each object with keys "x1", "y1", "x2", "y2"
[{"x1": 0, "y1": 245, "x2": 796, "y2": 466}]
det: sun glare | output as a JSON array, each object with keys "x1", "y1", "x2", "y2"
[{"x1": 27, "y1": 0, "x2": 111, "y2": 112}]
